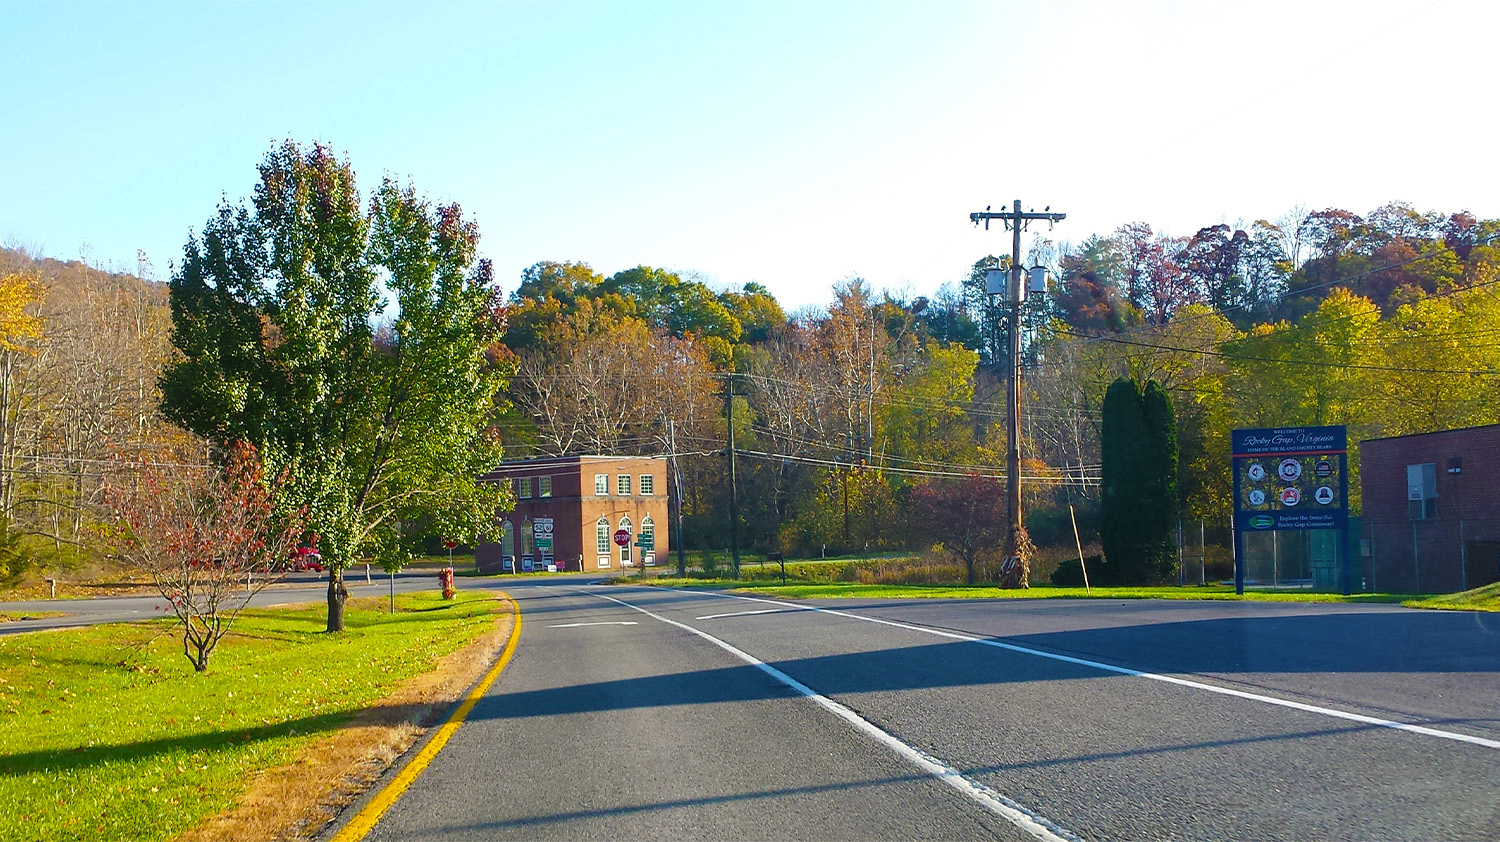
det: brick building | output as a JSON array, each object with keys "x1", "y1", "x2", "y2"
[
  {"x1": 474, "y1": 455, "x2": 670, "y2": 574},
  {"x1": 1360, "y1": 424, "x2": 1500, "y2": 593}
]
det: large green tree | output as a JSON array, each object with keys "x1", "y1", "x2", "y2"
[
  {"x1": 1100, "y1": 377, "x2": 1178, "y2": 583},
  {"x1": 161, "y1": 141, "x2": 510, "y2": 631}
]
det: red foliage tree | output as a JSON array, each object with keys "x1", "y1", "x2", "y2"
[
  {"x1": 912, "y1": 473, "x2": 1008, "y2": 586},
  {"x1": 102, "y1": 442, "x2": 303, "y2": 671}
]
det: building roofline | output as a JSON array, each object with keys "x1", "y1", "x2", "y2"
[
  {"x1": 1360, "y1": 422, "x2": 1500, "y2": 445},
  {"x1": 482, "y1": 454, "x2": 665, "y2": 470}
]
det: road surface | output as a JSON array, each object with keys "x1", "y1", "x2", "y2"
[
  {"x1": 337, "y1": 581, "x2": 1500, "y2": 841},
  {"x1": 0, "y1": 568, "x2": 481, "y2": 635}
]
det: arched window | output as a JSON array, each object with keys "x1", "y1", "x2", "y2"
[
  {"x1": 641, "y1": 516, "x2": 655, "y2": 564},
  {"x1": 500, "y1": 520, "x2": 514, "y2": 557},
  {"x1": 618, "y1": 516, "x2": 633, "y2": 565},
  {"x1": 596, "y1": 517, "x2": 611, "y2": 555},
  {"x1": 521, "y1": 519, "x2": 534, "y2": 556}
]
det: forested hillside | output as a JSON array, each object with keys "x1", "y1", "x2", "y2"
[
  {"x1": 0, "y1": 246, "x2": 187, "y2": 575},
  {"x1": 497, "y1": 201, "x2": 1500, "y2": 561},
  {"x1": 6, "y1": 199, "x2": 1496, "y2": 578}
]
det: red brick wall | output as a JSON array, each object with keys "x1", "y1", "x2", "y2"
[
  {"x1": 475, "y1": 456, "x2": 670, "y2": 574},
  {"x1": 1360, "y1": 425, "x2": 1500, "y2": 592}
]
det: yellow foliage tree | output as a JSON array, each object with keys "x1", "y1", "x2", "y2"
[{"x1": 0, "y1": 272, "x2": 43, "y2": 352}]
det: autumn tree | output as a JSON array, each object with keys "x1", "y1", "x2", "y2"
[
  {"x1": 912, "y1": 473, "x2": 1007, "y2": 585},
  {"x1": 0, "y1": 271, "x2": 43, "y2": 350},
  {"x1": 1375, "y1": 286, "x2": 1500, "y2": 435},
  {"x1": 160, "y1": 142, "x2": 510, "y2": 631},
  {"x1": 102, "y1": 442, "x2": 301, "y2": 671},
  {"x1": 1054, "y1": 236, "x2": 1133, "y2": 334}
]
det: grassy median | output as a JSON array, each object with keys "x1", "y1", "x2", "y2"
[{"x1": 0, "y1": 591, "x2": 500, "y2": 842}]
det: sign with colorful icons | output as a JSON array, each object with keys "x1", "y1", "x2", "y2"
[
  {"x1": 1232, "y1": 425, "x2": 1347, "y2": 531},
  {"x1": 1231, "y1": 425, "x2": 1350, "y2": 594}
]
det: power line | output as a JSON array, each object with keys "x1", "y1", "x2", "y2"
[{"x1": 732, "y1": 448, "x2": 1097, "y2": 486}]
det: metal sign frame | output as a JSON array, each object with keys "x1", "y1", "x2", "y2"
[{"x1": 1231, "y1": 425, "x2": 1350, "y2": 595}]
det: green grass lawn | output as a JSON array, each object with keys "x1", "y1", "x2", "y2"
[
  {"x1": 0, "y1": 591, "x2": 500, "y2": 842},
  {"x1": 1403, "y1": 581, "x2": 1500, "y2": 611},
  {"x1": 636, "y1": 577, "x2": 1416, "y2": 605}
]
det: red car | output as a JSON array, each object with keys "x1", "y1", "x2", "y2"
[{"x1": 290, "y1": 546, "x2": 324, "y2": 572}]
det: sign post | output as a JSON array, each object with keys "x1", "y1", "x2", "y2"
[{"x1": 1231, "y1": 426, "x2": 1350, "y2": 595}]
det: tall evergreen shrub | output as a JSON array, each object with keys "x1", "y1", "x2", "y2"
[{"x1": 1100, "y1": 377, "x2": 1179, "y2": 582}]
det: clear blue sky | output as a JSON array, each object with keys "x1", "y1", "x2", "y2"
[{"x1": 2, "y1": 0, "x2": 1494, "y2": 309}]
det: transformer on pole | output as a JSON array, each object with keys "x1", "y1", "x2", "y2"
[{"x1": 969, "y1": 200, "x2": 1065, "y2": 586}]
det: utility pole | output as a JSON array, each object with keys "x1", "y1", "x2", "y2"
[
  {"x1": 725, "y1": 373, "x2": 741, "y2": 579},
  {"x1": 669, "y1": 419, "x2": 687, "y2": 578},
  {"x1": 970, "y1": 199, "x2": 1065, "y2": 586},
  {"x1": 867, "y1": 315, "x2": 876, "y2": 464}
]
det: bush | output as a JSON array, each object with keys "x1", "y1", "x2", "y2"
[
  {"x1": 1051, "y1": 555, "x2": 1113, "y2": 587},
  {"x1": 0, "y1": 517, "x2": 36, "y2": 589}
]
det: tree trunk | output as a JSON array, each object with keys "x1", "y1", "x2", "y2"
[{"x1": 327, "y1": 570, "x2": 349, "y2": 632}]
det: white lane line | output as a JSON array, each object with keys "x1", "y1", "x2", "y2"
[
  {"x1": 546, "y1": 621, "x2": 639, "y2": 628},
  {"x1": 583, "y1": 589, "x2": 1078, "y2": 842},
  {"x1": 685, "y1": 590, "x2": 1500, "y2": 752},
  {"x1": 695, "y1": 608, "x2": 803, "y2": 620}
]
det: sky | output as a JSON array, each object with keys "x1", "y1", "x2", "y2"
[{"x1": 2, "y1": 0, "x2": 1496, "y2": 311}]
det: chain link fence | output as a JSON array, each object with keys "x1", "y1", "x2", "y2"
[{"x1": 1362, "y1": 517, "x2": 1500, "y2": 594}]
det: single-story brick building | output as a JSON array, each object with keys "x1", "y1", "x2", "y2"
[
  {"x1": 1360, "y1": 424, "x2": 1500, "y2": 593},
  {"x1": 475, "y1": 455, "x2": 670, "y2": 574}
]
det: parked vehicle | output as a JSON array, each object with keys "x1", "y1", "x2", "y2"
[{"x1": 289, "y1": 545, "x2": 323, "y2": 572}]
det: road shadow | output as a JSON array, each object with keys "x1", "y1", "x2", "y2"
[{"x1": 456, "y1": 607, "x2": 1500, "y2": 725}]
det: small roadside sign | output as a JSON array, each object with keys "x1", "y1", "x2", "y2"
[{"x1": 613, "y1": 529, "x2": 630, "y2": 547}]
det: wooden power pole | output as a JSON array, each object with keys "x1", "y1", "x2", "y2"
[
  {"x1": 725, "y1": 373, "x2": 741, "y2": 579},
  {"x1": 969, "y1": 199, "x2": 1065, "y2": 586}
]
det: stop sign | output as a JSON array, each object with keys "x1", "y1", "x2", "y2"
[{"x1": 613, "y1": 529, "x2": 631, "y2": 547}]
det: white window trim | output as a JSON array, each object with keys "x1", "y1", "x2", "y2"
[{"x1": 596, "y1": 518, "x2": 611, "y2": 555}]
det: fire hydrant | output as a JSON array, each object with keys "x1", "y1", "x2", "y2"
[{"x1": 440, "y1": 567, "x2": 456, "y2": 600}]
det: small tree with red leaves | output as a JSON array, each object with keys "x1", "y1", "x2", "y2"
[
  {"x1": 102, "y1": 442, "x2": 303, "y2": 671},
  {"x1": 912, "y1": 473, "x2": 1009, "y2": 586}
]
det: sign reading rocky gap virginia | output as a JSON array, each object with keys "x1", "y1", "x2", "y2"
[{"x1": 1231, "y1": 425, "x2": 1351, "y2": 594}]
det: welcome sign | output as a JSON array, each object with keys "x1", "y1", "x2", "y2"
[
  {"x1": 1231, "y1": 425, "x2": 1350, "y2": 594},
  {"x1": 1232, "y1": 426, "x2": 1348, "y2": 532}
]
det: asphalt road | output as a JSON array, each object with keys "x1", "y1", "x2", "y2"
[
  {"x1": 337, "y1": 582, "x2": 1500, "y2": 841},
  {"x1": 0, "y1": 568, "x2": 459, "y2": 635}
]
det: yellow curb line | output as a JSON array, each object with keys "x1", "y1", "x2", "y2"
[{"x1": 330, "y1": 591, "x2": 522, "y2": 842}]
